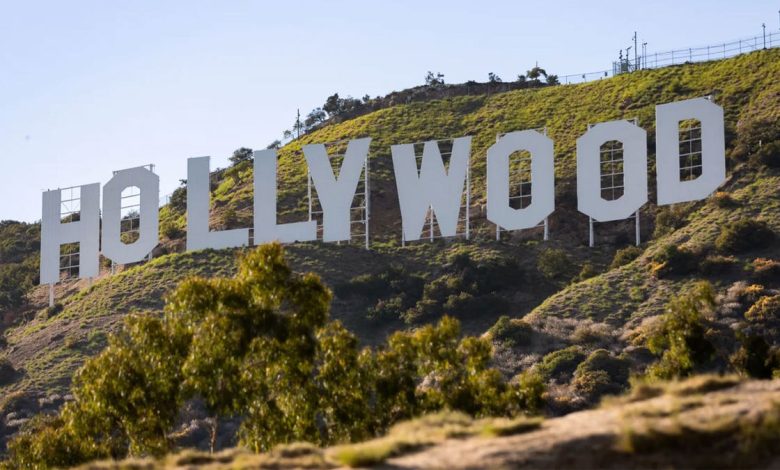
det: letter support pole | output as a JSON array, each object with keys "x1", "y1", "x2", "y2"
[
  {"x1": 365, "y1": 152, "x2": 370, "y2": 250},
  {"x1": 589, "y1": 217, "x2": 595, "y2": 247}
]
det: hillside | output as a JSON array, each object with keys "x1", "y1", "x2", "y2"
[
  {"x1": 1, "y1": 48, "x2": 779, "y2": 456},
  {"x1": 70, "y1": 376, "x2": 780, "y2": 469}
]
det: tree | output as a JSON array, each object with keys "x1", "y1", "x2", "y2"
[
  {"x1": 526, "y1": 66, "x2": 547, "y2": 82},
  {"x1": 228, "y1": 147, "x2": 253, "y2": 165},
  {"x1": 167, "y1": 243, "x2": 331, "y2": 451},
  {"x1": 425, "y1": 71, "x2": 445, "y2": 86},
  {"x1": 487, "y1": 72, "x2": 502, "y2": 83},
  {"x1": 266, "y1": 140, "x2": 282, "y2": 150},
  {"x1": 5, "y1": 245, "x2": 542, "y2": 467},
  {"x1": 546, "y1": 74, "x2": 560, "y2": 85},
  {"x1": 305, "y1": 108, "x2": 327, "y2": 129},
  {"x1": 323, "y1": 93, "x2": 341, "y2": 116}
]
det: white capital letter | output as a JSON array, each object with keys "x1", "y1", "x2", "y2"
[
  {"x1": 487, "y1": 130, "x2": 554, "y2": 230},
  {"x1": 577, "y1": 120, "x2": 647, "y2": 222},
  {"x1": 253, "y1": 149, "x2": 316, "y2": 244},
  {"x1": 303, "y1": 138, "x2": 370, "y2": 242},
  {"x1": 656, "y1": 97, "x2": 725, "y2": 205},
  {"x1": 102, "y1": 166, "x2": 159, "y2": 264},
  {"x1": 391, "y1": 137, "x2": 471, "y2": 241},
  {"x1": 186, "y1": 157, "x2": 249, "y2": 250},
  {"x1": 40, "y1": 184, "x2": 100, "y2": 284}
]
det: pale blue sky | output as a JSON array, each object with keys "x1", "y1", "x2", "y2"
[{"x1": 1, "y1": 0, "x2": 778, "y2": 222}]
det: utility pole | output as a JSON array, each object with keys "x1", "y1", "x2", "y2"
[
  {"x1": 642, "y1": 42, "x2": 647, "y2": 69},
  {"x1": 763, "y1": 23, "x2": 767, "y2": 49},
  {"x1": 633, "y1": 31, "x2": 638, "y2": 71},
  {"x1": 626, "y1": 46, "x2": 632, "y2": 72},
  {"x1": 295, "y1": 108, "x2": 301, "y2": 139}
]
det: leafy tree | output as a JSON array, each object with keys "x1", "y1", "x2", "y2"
[
  {"x1": 526, "y1": 66, "x2": 547, "y2": 82},
  {"x1": 305, "y1": 108, "x2": 327, "y2": 129},
  {"x1": 424, "y1": 71, "x2": 445, "y2": 86},
  {"x1": 646, "y1": 281, "x2": 716, "y2": 379},
  {"x1": 168, "y1": 243, "x2": 331, "y2": 451},
  {"x1": 322, "y1": 93, "x2": 364, "y2": 119},
  {"x1": 228, "y1": 147, "x2": 253, "y2": 165},
  {"x1": 266, "y1": 140, "x2": 282, "y2": 150},
  {"x1": 546, "y1": 74, "x2": 560, "y2": 85},
  {"x1": 323, "y1": 93, "x2": 342, "y2": 116},
  {"x1": 487, "y1": 72, "x2": 502, "y2": 83},
  {"x1": 5, "y1": 245, "x2": 542, "y2": 467}
]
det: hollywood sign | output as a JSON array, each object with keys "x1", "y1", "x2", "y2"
[{"x1": 40, "y1": 97, "x2": 725, "y2": 287}]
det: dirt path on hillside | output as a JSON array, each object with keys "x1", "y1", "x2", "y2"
[{"x1": 382, "y1": 380, "x2": 780, "y2": 469}]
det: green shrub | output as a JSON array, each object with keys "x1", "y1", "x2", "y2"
[
  {"x1": 0, "y1": 356, "x2": 17, "y2": 386},
  {"x1": 610, "y1": 246, "x2": 642, "y2": 269},
  {"x1": 646, "y1": 282, "x2": 717, "y2": 380},
  {"x1": 576, "y1": 263, "x2": 598, "y2": 281},
  {"x1": 711, "y1": 191, "x2": 737, "y2": 208},
  {"x1": 572, "y1": 349, "x2": 630, "y2": 401},
  {"x1": 488, "y1": 316, "x2": 534, "y2": 348},
  {"x1": 576, "y1": 349, "x2": 630, "y2": 384},
  {"x1": 536, "y1": 346, "x2": 586, "y2": 381},
  {"x1": 651, "y1": 245, "x2": 698, "y2": 277},
  {"x1": 745, "y1": 295, "x2": 780, "y2": 323},
  {"x1": 715, "y1": 219, "x2": 775, "y2": 254},
  {"x1": 537, "y1": 248, "x2": 572, "y2": 280},
  {"x1": 698, "y1": 255, "x2": 738, "y2": 275},
  {"x1": 752, "y1": 140, "x2": 780, "y2": 168},
  {"x1": 752, "y1": 258, "x2": 780, "y2": 283},
  {"x1": 509, "y1": 370, "x2": 546, "y2": 414},
  {"x1": 732, "y1": 334, "x2": 779, "y2": 379},
  {"x1": 653, "y1": 206, "x2": 687, "y2": 238},
  {"x1": 403, "y1": 254, "x2": 520, "y2": 324}
]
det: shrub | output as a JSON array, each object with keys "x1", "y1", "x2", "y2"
[
  {"x1": 575, "y1": 263, "x2": 597, "y2": 281},
  {"x1": 745, "y1": 295, "x2": 780, "y2": 323},
  {"x1": 575, "y1": 349, "x2": 630, "y2": 385},
  {"x1": 711, "y1": 191, "x2": 737, "y2": 208},
  {"x1": 509, "y1": 370, "x2": 546, "y2": 414},
  {"x1": 611, "y1": 246, "x2": 642, "y2": 269},
  {"x1": 572, "y1": 369, "x2": 614, "y2": 399},
  {"x1": 752, "y1": 140, "x2": 780, "y2": 168},
  {"x1": 403, "y1": 254, "x2": 520, "y2": 324},
  {"x1": 0, "y1": 356, "x2": 17, "y2": 386},
  {"x1": 732, "y1": 334, "x2": 778, "y2": 379},
  {"x1": 488, "y1": 316, "x2": 534, "y2": 348},
  {"x1": 572, "y1": 349, "x2": 631, "y2": 402},
  {"x1": 646, "y1": 282, "x2": 717, "y2": 380},
  {"x1": 536, "y1": 346, "x2": 586, "y2": 382},
  {"x1": 651, "y1": 245, "x2": 698, "y2": 277},
  {"x1": 336, "y1": 265, "x2": 425, "y2": 320},
  {"x1": 653, "y1": 206, "x2": 687, "y2": 238},
  {"x1": 752, "y1": 258, "x2": 780, "y2": 283},
  {"x1": 698, "y1": 255, "x2": 738, "y2": 275},
  {"x1": 715, "y1": 219, "x2": 775, "y2": 254},
  {"x1": 537, "y1": 248, "x2": 572, "y2": 280}
]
